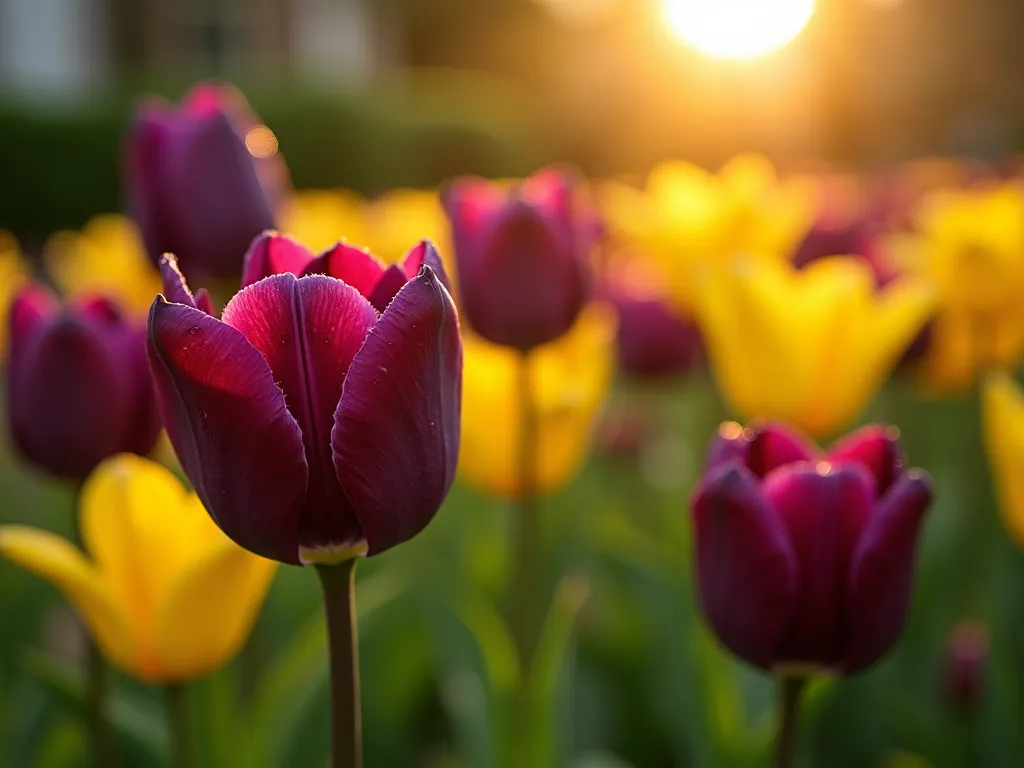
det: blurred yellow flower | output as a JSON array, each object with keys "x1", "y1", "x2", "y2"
[
  {"x1": 0, "y1": 455, "x2": 275, "y2": 683},
  {"x1": 44, "y1": 215, "x2": 162, "y2": 317},
  {"x1": 458, "y1": 304, "x2": 616, "y2": 498},
  {"x1": 982, "y1": 372, "x2": 1024, "y2": 547},
  {"x1": 694, "y1": 256, "x2": 936, "y2": 438},
  {"x1": 279, "y1": 188, "x2": 452, "y2": 267},
  {"x1": 0, "y1": 231, "x2": 30, "y2": 362},
  {"x1": 601, "y1": 153, "x2": 817, "y2": 312},
  {"x1": 902, "y1": 185, "x2": 1024, "y2": 393}
]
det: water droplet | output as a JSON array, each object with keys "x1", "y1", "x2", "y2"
[
  {"x1": 379, "y1": 366, "x2": 388, "y2": 374},
  {"x1": 188, "y1": 326, "x2": 200, "y2": 336},
  {"x1": 198, "y1": 410, "x2": 209, "y2": 420}
]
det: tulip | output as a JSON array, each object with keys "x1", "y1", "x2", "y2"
[
  {"x1": 600, "y1": 154, "x2": 817, "y2": 314},
  {"x1": 7, "y1": 283, "x2": 160, "y2": 480},
  {"x1": 147, "y1": 231, "x2": 462, "y2": 565},
  {"x1": 44, "y1": 214, "x2": 163, "y2": 317},
  {"x1": 981, "y1": 371, "x2": 1024, "y2": 547},
  {"x1": 0, "y1": 454, "x2": 276, "y2": 681},
  {"x1": 458, "y1": 304, "x2": 615, "y2": 498},
  {"x1": 942, "y1": 621, "x2": 989, "y2": 715},
  {"x1": 124, "y1": 83, "x2": 286, "y2": 279},
  {"x1": 693, "y1": 256, "x2": 935, "y2": 438},
  {"x1": 443, "y1": 168, "x2": 592, "y2": 351},
  {"x1": 692, "y1": 421, "x2": 932, "y2": 674},
  {"x1": 0, "y1": 231, "x2": 29, "y2": 363},
  {"x1": 902, "y1": 184, "x2": 1024, "y2": 393}
]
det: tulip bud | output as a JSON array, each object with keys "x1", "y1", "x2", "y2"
[
  {"x1": 6, "y1": 284, "x2": 160, "y2": 480},
  {"x1": 124, "y1": 82, "x2": 286, "y2": 280},
  {"x1": 943, "y1": 621, "x2": 989, "y2": 715},
  {"x1": 443, "y1": 168, "x2": 592, "y2": 351},
  {"x1": 609, "y1": 291, "x2": 701, "y2": 380},
  {"x1": 692, "y1": 421, "x2": 932, "y2": 674}
]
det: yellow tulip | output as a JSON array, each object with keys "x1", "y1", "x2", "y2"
[
  {"x1": 44, "y1": 214, "x2": 163, "y2": 317},
  {"x1": 982, "y1": 371, "x2": 1024, "y2": 547},
  {"x1": 694, "y1": 256, "x2": 936, "y2": 439},
  {"x1": 0, "y1": 231, "x2": 30, "y2": 362},
  {"x1": 458, "y1": 304, "x2": 616, "y2": 498},
  {"x1": 903, "y1": 184, "x2": 1024, "y2": 393},
  {"x1": 279, "y1": 188, "x2": 452, "y2": 267},
  {"x1": 0, "y1": 455, "x2": 276, "y2": 682},
  {"x1": 600, "y1": 153, "x2": 817, "y2": 312}
]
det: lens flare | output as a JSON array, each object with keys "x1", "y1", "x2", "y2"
[{"x1": 663, "y1": 0, "x2": 816, "y2": 60}]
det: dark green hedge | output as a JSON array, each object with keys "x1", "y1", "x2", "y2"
[{"x1": 0, "y1": 75, "x2": 546, "y2": 244}]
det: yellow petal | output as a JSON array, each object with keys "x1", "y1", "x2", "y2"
[
  {"x1": 0, "y1": 526, "x2": 134, "y2": 672},
  {"x1": 982, "y1": 372, "x2": 1024, "y2": 548},
  {"x1": 458, "y1": 304, "x2": 616, "y2": 497},
  {"x1": 154, "y1": 544, "x2": 276, "y2": 682},
  {"x1": 0, "y1": 233, "x2": 29, "y2": 363},
  {"x1": 80, "y1": 455, "x2": 231, "y2": 671}
]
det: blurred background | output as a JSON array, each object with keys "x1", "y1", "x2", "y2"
[{"x1": 2, "y1": 2, "x2": 1024, "y2": 768}]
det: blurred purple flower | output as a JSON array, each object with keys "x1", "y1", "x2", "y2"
[
  {"x1": 7, "y1": 284, "x2": 160, "y2": 480},
  {"x1": 943, "y1": 621, "x2": 989, "y2": 715},
  {"x1": 124, "y1": 83, "x2": 287, "y2": 280},
  {"x1": 443, "y1": 168, "x2": 592, "y2": 351},
  {"x1": 608, "y1": 289, "x2": 701, "y2": 380},
  {"x1": 147, "y1": 233, "x2": 462, "y2": 565},
  {"x1": 692, "y1": 421, "x2": 932, "y2": 674}
]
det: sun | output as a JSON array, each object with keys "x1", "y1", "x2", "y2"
[{"x1": 662, "y1": 0, "x2": 816, "y2": 60}]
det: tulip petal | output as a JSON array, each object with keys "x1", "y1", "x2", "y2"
[
  {"x1": 0, "y1": 526, "x2": 133, "y2": 675},
  {"x1": 842, "y1": 471, "x2": 932, "y2": 673},
  {"x1": 147, "y1": 298, "x2": 307, "y2": 564},
  {"x1": 765, "y1": 462, "x2": 874, "y2": 667},
  {"x1": 692, "y1": 465, "x2": 798, "y2": 670},
  {"x1": 221, "y1": 274, "x2": 378, "y2": 559},
  {"x1": 159, "y1": 255, "x2": 213, "y2": 314},
  {"x1": 304, "y1": 242, "x2": 387, "y2": 300},
  {"x1": 156, "y1": 541, "x2": 276, "y2": 681},
  {"x1": 828, "y1": 424, "x2": 905, "y2": 496},
  {"x1": 333, "y1": 265, "x2": 462, "y2": 555},
  {"x1": 125, "y1": 107, "x2": 176, "y2": 263},
  {"x1": 8, "y1": 283, "x2": 59, "y2": 355},
  {"x1": 746, "y1": 423, "x2": 820, "y2": 478},
  {"x1": 366, "y1": 264, "x2": 407, "y2": 313},
  {"x1": 402, "y1": 240, "x2": 451, "y2": 292},
  {"x1": 241, "y1": 231, "x2": 316, "y2": 287}
]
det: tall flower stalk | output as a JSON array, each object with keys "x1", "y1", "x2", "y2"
[{"x1": 317, "y1": 561, "x2": 363, "y2": 768}]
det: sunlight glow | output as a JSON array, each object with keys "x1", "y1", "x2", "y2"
[{"x1": 662, "y1": 0, "x2": 816, "y2": 60}]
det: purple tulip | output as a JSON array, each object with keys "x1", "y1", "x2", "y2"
[
  {"x1": 692, "y1": 421, "x2": 932, "y2": 674},
  {"x1": 7, "y1": 284, "x2": 160, "y2": 481},
  {"x1": 943, "y1": 621, "x2": 989, "y2": 714},
  {"x1": 147, "y1": 232, "x2": 462, "y2": 565},
  {"x1": 609, "y1": 290, "x2": 701, "y2": 380},
  {"x1": 124, "y1": 83, "x2": 285, "y2": 280},
  {"x1": 443, "y1": 168, "x2": 592, "y2": 351}
]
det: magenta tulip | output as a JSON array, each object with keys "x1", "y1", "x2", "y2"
[
  {"x1": 692, "y1": 421, "x2": 932, "y2": 674},
  {"x1": 443, "y1": 168, "x2": 592, "y2": 351},
  {"x1": 7, "y1": 284, "x2": 160, "y2": 480},
  {"x1": 147, "y1": 232, "x2": 462, "y2": 565}
]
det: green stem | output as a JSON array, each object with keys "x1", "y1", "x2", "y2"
[
  {"x1": 316, "y1": 560, "x2": 363, "y2": 768},
  {"x1": 165, "y1": 683, "x2": 191, "y2": 768},
  {"x1": 511, "y1": 351, "x2": 541, "y2": 669},
  {"x1": 774, "y1": 676, "x2": 807, "y2": 768},
  {"x1": 71, "y1": 484, "x2": 113, "y2": 768}
]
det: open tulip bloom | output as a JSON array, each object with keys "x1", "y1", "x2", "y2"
[
  {"x1": 147, "y1": 231, "x2": 462, "y2": 766},
  {"x1": 692, "y1": 421, "x2": 932, "y2": 763}
]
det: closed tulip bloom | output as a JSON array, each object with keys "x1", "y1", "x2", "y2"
[
  {"x1": 692, "y1": 421, "x2": 932, "y2": 674},
  {"x1": 147, "y1": 232, "x2": 462, "y2": 565},
  {"x1": 694, "y1": 256, "x2": 935, "y2": 438},
  {"x1": 125, "y1": 83, "x2": 284, "y2": 279},
  {"x1": 459, "y1": 304, "x2": 615, "y2": 497},
  {"x1": 0, "y1": 455, "x2": 276, "y2": 682},
  {"x1": 7, "y1": 284, "x2": 160, "y2": 480},
  {"x1": 981, "y1": 372, "x2": 1024, "y2": 547},
  {"x1": 942, "y1": 621, "x2": 989, "y2": 715},
  {"x1": 443, "y1": 168, "x2": 592, "y2": 351}
]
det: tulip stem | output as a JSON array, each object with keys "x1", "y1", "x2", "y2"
[
  {"x1": 71, "y1": 484, "x2": 114, "y2": 768},
  {"x1": 317, "y1": 560, "x2": 363, "y2": 768},
  {"x1": 774, "y1": 675, "x2": 807, "y2": 768},
  {"x1": 165, "y1": 683, "x2": 191, "y2": 768},
  {"x1": 512, "y1": 351, "x2": 542, "y2": 669}
]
